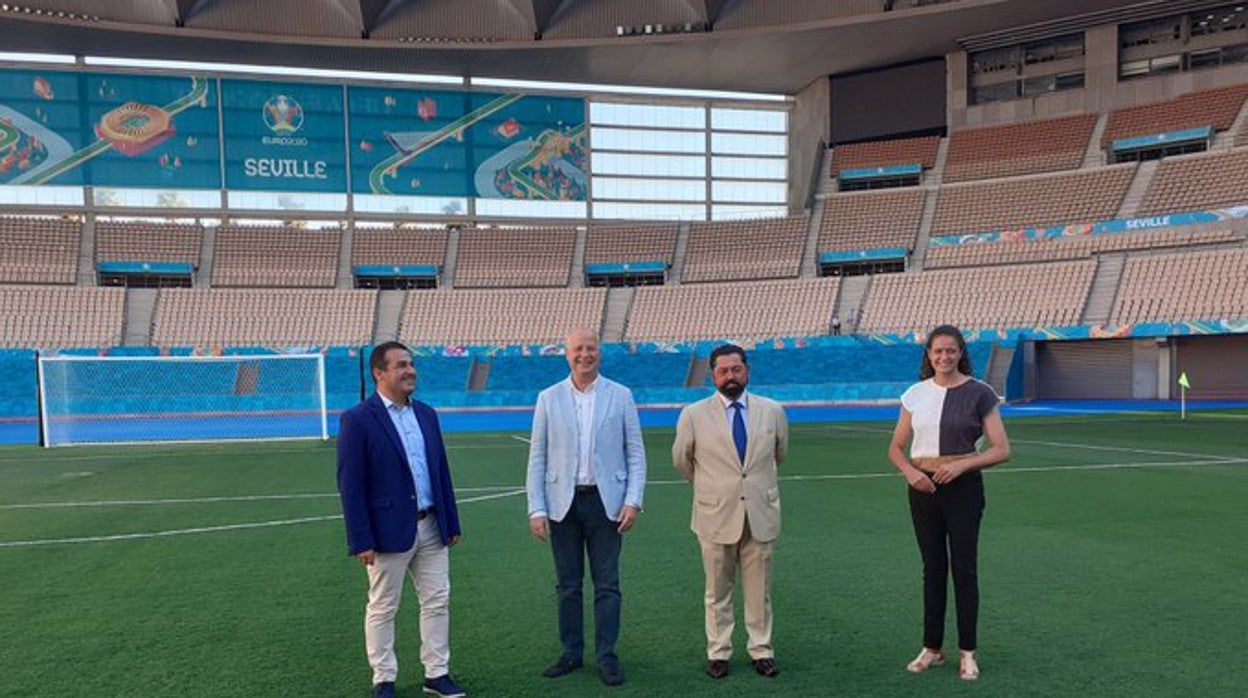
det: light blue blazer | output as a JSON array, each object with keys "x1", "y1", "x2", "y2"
[{"x1": 526, "y1": 375, "x2": 647, "y2": 522}]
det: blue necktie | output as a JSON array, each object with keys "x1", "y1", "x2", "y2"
[{"x1": 731, "y1": 402, "x2": 747, "y2": 465}]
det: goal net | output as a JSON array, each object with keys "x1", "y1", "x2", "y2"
[{"x1": 37, "y1": 354, "x2": 328, "y2": 446}]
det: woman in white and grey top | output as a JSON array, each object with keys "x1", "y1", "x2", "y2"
[{"x1": 887, "y1": 325, "x2": 1011, "y2": 682}]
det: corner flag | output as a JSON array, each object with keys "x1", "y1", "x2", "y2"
[{"x1": 1178, "y1": 372, "x2": 1191, "y2": 389}]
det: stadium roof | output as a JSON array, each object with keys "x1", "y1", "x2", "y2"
[{"x1": 0, "y1": 0, "x2": 1208, "y2": 94}]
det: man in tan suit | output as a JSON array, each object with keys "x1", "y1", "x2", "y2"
[{"x1": 673, "y1": 344, "x2": 789, "y2": 680}]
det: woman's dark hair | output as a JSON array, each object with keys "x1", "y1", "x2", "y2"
[{"x1": 919, "y1": 325, "x2": 972, "y2": 380}]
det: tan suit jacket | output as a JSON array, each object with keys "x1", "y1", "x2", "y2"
[{"x1": 673, "y1": 391, "x2": 789, "y2": 545}]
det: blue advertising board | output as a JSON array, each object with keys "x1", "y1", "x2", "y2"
[{"x1": 222, "y1": 79, "x2": 346, "y2": 192}]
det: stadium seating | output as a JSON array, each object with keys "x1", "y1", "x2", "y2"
[
  {"x1": 211, "y1": 225, "x2": 340, "y2": 288},
  {"x1": 151, "y1": 288, "x2": 374, "y2": 347},
  {"x1": 944, "y1": 114, "x2": 1097, "y2": 182},
  {"x1": 820, "y1": 188, "x2": 925, "y2": 252},
  {"x1": 584, "y1": 223, "x2": 678, "y2": 265},
  {"x1": 399, "y1": 287, "x2": 606, "y2": 345},
  {"x1": 925, "y1": 228, "x2": 1245, "y2": 269},
  {"x1": 930, "y1": 165, "x2": 1135, "y2": 236},
  {"x1": 625, "y1": 277, "x2": 840, "y2": 341},
  {"x1": 858, "y1": 260, "x2": 1096, "y2": 334},
  {"x1": 453, "y1": 226, "x2": 575, "y2": 288},
  {"x1": 94, "y1": 220, "x2": 203, "y2": 265},
  {"x1": 0, "y1": 285, "x2": 124, "y2": 348},
  {"x1": 351, "y1": 227, "x2": 448, "y2": 269},
  {"x1": 0, "y1": 216, "x2": 80, "y2": 284},
  {"x1": 1102, "y1": 84, "x2": 1248, "y2": 147},
  {"x1": 1111, "y1": 247, "x2": 1248, "y2": 325},
  {"x1": 829, "y1": 135, "x2": 940, "y2": 175},
  {"x1": 1137, "y1": 148, "x2": 1248, "y2": 216},
  {"x1": 682, "y1": 215, "x2": 806, "y2": 282}
]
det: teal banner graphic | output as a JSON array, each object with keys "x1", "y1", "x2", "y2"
[
  {"x1": 83, "y1": 73, "x2": 218, "y2": 189},
  {"x1": 222, "y1": 80, "x2": 346, "y2": 192},
  {"x1": 348, "y1": 86, "x2": 586, "y2": 200},
  {"x1": 0, "y1": 69, "x2": 215, "y2": 188},
  {"x1": 0, "y1": 68, "x2": 86, "y2": 185}
]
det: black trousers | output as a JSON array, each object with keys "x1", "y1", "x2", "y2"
[{"x1": 908, "y1": 472, "x2": 985, "y2": 651}]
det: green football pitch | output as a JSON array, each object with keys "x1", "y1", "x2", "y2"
[{"x1": 2, "y1": 411, "x2": 1246, "y2": 697}]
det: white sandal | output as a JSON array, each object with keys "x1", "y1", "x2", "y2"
[
  {"x1": 958, "y1": 650, "x2": 980, "y2": 681},
  {"x1": 906, "y1": 648, "x2": 945, "y2": 673}
]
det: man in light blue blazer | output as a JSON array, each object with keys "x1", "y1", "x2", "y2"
[{"x1": 526, "y1": 327, "x2": 647, "y2": 687}]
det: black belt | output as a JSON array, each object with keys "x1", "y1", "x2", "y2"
[
  {"x1": 575, "y1": 485, "x2": 598, "y2": 493},
  {"x1": 417, "y1": 507, "x2": 435, "y2": 521}
]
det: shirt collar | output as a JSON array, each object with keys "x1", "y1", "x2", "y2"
[
  {"x1": 716, "y1": 390, "x2": 748, "y2": 409},
  {"x1": 567, "y1": 375, "x2": 599, "y2": 395},
  {"x1": 379, "y1": 392, "x2": 409, "y2": 411}
]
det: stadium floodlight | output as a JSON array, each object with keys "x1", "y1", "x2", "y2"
[
  {"x1": 0, "y1": 50, "x2": 75, "y2": 64},
  {"x1": 36, "y1": 354, "x2": 329, "y2": 447}
]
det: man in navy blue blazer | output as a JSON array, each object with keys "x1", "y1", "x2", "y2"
[{"x1": 337, "y1": 342, "x2": 466, "y2": 698}]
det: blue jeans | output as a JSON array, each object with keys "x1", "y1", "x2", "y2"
[{"x1": 549, "y1": 487, "x2": 623, "y2": 666}]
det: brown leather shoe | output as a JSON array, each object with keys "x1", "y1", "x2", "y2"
[
  {"x1": 706, "y1": 659, "x2": 730, "y2": 679},
  {"x1": 752, "y1": 657, "x2": 779, "y2": 678}
]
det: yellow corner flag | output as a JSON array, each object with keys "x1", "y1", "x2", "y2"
[{"x1": 1178, "y1": 372, "x2": 1191, "y2": 389}]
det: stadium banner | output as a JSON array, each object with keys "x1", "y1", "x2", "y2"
[
  {"x1": 928, "y1": 206, "x2": 1248, "y2": 248},
  {"x1": 82, "y1": 73, "x2": 218, "y2": 189},
  {"x1": 0, "y1": 68, "x2": 87, "y2": 186},
  {"x1": 0, "y1": 69, "x2": 217, "y2": 188},
  {"x1": 348, "y1": 85, "x2": 586, "y2": 200},
  {"x1": 221, "y1": 79, "x2": 347, "y2": 192}
]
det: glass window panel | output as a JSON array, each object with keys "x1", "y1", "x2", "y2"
[
  {"x1": 1054, "y1": 72, "x2": 1085, "y2": 90},
  {"x1": 592, "y1": 127, "x2": 705, "y2": 153},
  {"x1": 353, "y1": 195, "x2": 468, "y2": 216},
  {"x1": 970, "y1": 81, "x2": 1019, "y2": 104},
  {"x1": 712, "y1": 157, "x2": 787, "y2": 180},
  {"x1": 594, "y1": 177, "x2": 705, "y2": 201},
  {"x1": 1222, "y1": 43, "x2": 1248, "y2": 65},
  {"x1": 227, "y1": 191, "x2": 348, "y2": 212},
  {"x1": 711, "y1": 108, "x2": 787, "y2": 132},
  {"x1": 592, "y1": 152, "x2": 705, "y2": 177},
  {"x1": 593, "y1": 201, "x2": 705, "y2": 220},
  {"x1": 711, "y1": 132, "x2": 786, "y2": 156},
  {"x1": 589, "y1": 102, "x2": 705, "y2": 129},
  {"x1": 712, "y1": 204, "x2": 788, "y2": 220},
  {"x1": 0, "y1": 186, "x2": 83, "y2": 206},
  {"x1": 93, "y1": 188, "x2": 221, "y2": 208},
  {"x1": 712, "y1": 180, "x2": 786, "y2": 202},
  {"x1": 475, "y1": 198, "x2": 586, "y2": 218}
]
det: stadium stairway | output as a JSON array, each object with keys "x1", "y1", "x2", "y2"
[
  {"x1": 1115, "y1": 160, "x2": 1158, "y2": 219},
  {"x1": 334, "y1": 225, "x2": 354, "y2": 289},
  {"x1": 1216, "y1": 96, "x2": 1248, "y2": 150},
  {"x1": 835, "y1": 275, "x2": 871, "y2": 333},
  {"x1": 372, "y1": 290, "x2": 404, "y2": 342},
  {"x1": 984, "y1": 343, "x2": 1014, "y2": 396},
  {"x1": 601, "y1": 286, "x2": 634, "y2": 342},
  {"x1": 669, "y1": 221, "x2": 691, "y2": 282},
  {"x1": 1081, "y1": 253, "x2": 1127, "y2": 325},
  {"x1": 570, "y1": 227, "x2": 587, "y2": 286},
  {"x1": 1082, "y1": 112, "x2": 1109, "y2": 168},
  {"x1": 196, "y1": 225, "x2": 216, "y2": 288},
  {"x1": 442, "y1": 227, "x2": 461, "y2": 287},
  {"x1": 910, "y1": 187, "x2": 940, "y2": 270},
  {"x1": 122, "y1": 288, "x2": 158, "y2": 346},
  {"x1": 76, "y1": 217, "x2": 95, "y2": 285}
]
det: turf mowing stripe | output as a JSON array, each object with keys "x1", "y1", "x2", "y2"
[{"x1": 0, "y1": 489, "x2": 525, "y2": 548}]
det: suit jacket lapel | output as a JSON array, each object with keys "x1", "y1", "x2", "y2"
[
  {"x1": 703, "y1": 394, "x2": 735, "y2": 465},
  {"x1": 592, "y1": 379, "x2": 613, "y2": 437},
  {"x1": 745, "y1": 396, "x2": 764, "y2": 470},
  {"x1": 367, "y1": 394, "x2": 407, "y2": 464}
]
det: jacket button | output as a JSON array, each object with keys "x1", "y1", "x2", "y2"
[{"x1": 740, "y1": 496, "x2": 746, "y2": 500}]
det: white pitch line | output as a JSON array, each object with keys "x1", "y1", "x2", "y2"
[
  {"x1": 509, "y1": 435, "x2": 532, "y2": 444},
  {"x1": 0, "y1": 485, "x2": 522, "y2": 511},
  {"x1": 0, "y1": 489, "x2": 525, "y2": 549}
]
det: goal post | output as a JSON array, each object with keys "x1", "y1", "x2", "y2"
[{"x1": 36, "y1": 353, "x2": 329, "y2": 447}]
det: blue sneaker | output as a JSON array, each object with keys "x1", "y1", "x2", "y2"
[
  {"x1": 373, "y1": 681, "x2": 396, "y2": 698},
  {"x1": 423, "y1": 674, "x2": 467, "y2": 698}
]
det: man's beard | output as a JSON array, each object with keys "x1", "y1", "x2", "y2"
[{"x1": 717, "y1": 381, "x2": 744, "y2": 400}]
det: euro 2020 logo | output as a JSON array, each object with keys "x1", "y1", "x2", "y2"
[{"x1": 263, "y1": 94, "x2": 304, "y2": 135}]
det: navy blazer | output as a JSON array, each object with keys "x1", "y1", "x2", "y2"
[{"x1": 337, "y1": 393, "x2": 462, "y2": 556}]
